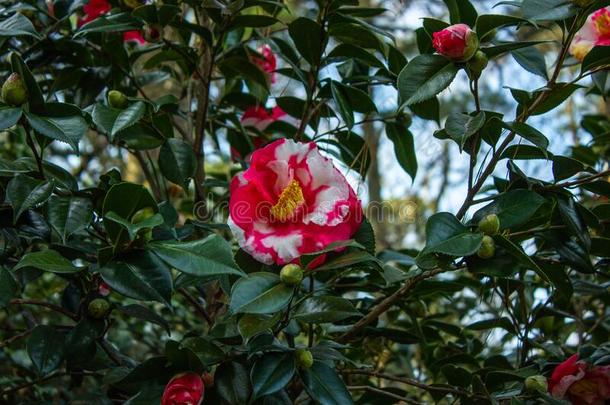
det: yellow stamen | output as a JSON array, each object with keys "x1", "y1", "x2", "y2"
[
  {"x1": 595, "y1": 11, "x2": 610, "y2": 36},
  {"x1": 271, "y1": 179, "x2": 304, "y2": 221},
  {"x1": 569, "y1": 379, "x2": 598, "y2": 397}
]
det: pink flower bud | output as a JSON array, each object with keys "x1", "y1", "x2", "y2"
[
  {"x1": 432, "y1": 24, "x2": 479, "y2": 62},
  {"x1": 161, "y1": 372, "x2": 205, "y2": 405}
]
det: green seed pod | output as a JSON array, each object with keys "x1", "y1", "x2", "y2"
[
  {"x1": 478, "y1": 213, "x2": 500, "y2": 235},
  {"x1": 477, "y1": 235, "x2": 496, "y2": 259},
  {"x1": 280, "y1": 264, "x2": 303, "y2": 286},
  {"x1": 295, "y1": 348, "x2": 314, "y2": 369},
  {"x1": 524, "y1": 375, "x2": 548, "y2": 393},
  {"x1": 468, "y1": 50, "x2": 489, "y2": 79},
  {"x1": 88, "y1": 298, "x2": 110, "y2": 319},
  {"x1": 2, "y1": 73, "x2": 28, "y2": 106},
  {"x1": 107, "y1": 90, "x2": 129, "y2": 109}
]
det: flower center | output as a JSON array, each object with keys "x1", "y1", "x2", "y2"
[
  {"x1": 271, "y1": 179, "x2": 304, "y2": 221},
  {"x1": 569, "y1": 379, "x2": 598, "y2": 397},
  {"x1": 594, "y1": 10, "x2": 610, "y2": 37}
]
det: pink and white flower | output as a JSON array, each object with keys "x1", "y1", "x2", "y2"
[
  {"x1": 570, "y1": 6, "x2": 610, "y2": 61},
  {"x1": 228, "y1": 139, "x2": 362, "y2": 265},
  {"x1": 241, "y1": 105, "x2": 291, "y2": 131},
  {"x1": 251, "y1": 45, "x2": 277, "y2": 83}
]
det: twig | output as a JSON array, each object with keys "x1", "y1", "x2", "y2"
[
  {"x1": 0, "y1": 328, "x2": 34, "y2": 349},
  {"x1": 9, "y1": 299, "x2": 78, "y2": 321},
  {"x1": 348, "y1": 385, "x2": 418, "y2": 405},
  {"x1": 178, "y1": 288, "x2": 213, "y2": 326},
  {"x1": 338, "y1": 267, "x2": 453, "y2": 342}
]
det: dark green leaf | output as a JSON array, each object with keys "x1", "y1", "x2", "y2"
[
  {"x1": 158, "y1": 138, "x2": 197, "y2": 189},
  {"x1": 25, "y1": 112, "x2": 86, "y2": 154},
  {"x1": 216, "y1": 362, "x2": 252, "y2": 405},
  {"x1": 0, "y1": 266, "x2": 19, "y2": 307},
  {"x1": 111, "y1": 102, "x2": 147, "y2": 138},
  {"x1": 47, "y1": 195, "x2": 93, "y2": 242},
  {"x1": 13, "y1": 250, "x2": 81, "y2": 274},
  {"x1": 6, "y1": 174, "x2": 54, "y2": 221},
  {"x1": 288, "y1": 18, "x2": 323, "y2": 66},
  {"x1": 0, "y1": 107, "x2": 22, "y2": 130},
  {"x1": 27, "y1": 325, "x2": 64, "y2": 376},
  {"x1": 118, "y1": 304, "x2": 171, "y2": 335},
  {"x1": 150, "y1": 235, "x2": 244, "y2": 277},
  {"x1": 251, "y1": 353, "x2": 296, "y2": 399},
  {"x1": 300, "y1": 362, "x2": 354, "y2": 405},
  {"x1": 398, "y1": 55, "x2": 458, "y2": 107},
  {"x1": 386, "y1": 122, "x2": 417, "y2": 180},
  {"x1": 445, "y1": 112, "x2": 486, "y2": 151},
  {"x1": 10, "y1": 52, "x2": 44, "y2": 113},
  {"x1": 521, "y1": 0, "x2": 576, "y2": 21},
  {"x1": 0, "y1": 13, "x2": 40, "y2": 38},
  {"x1": 229, "y1": 272, "x2": 293, "y2": 314},
  {"x1": 582, "y1": 46, "x2": 610, "y2": 74},
  {"x1": 421, "y1": 212, "x2": 483, "y2": 257},
  {"x1": 294, "y1": 296, "x2": 360, "y2": 323},
  {"x1": 512, "y1": 46, "x2": 548, "y2": 79}
]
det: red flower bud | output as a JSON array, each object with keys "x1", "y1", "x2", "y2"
[
  {"x1": 432, "y1": 24, "x2": 479, "y2": 62},
  {"x1": 161, "y1": 372, "x2": 205, "y2": 405}
]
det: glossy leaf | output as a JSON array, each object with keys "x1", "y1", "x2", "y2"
[{"x1": 229, "y1": 272, "x2": 293, "y2": 314}]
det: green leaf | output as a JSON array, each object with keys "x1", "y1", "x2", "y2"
[
  {"x1": 76, "y1": 12, "x2": 141, "y2": 35},
  {"x1": 229, "y1": 272, "x2": 293, "y2": 314},
  {"x1": 512, "y1": 46, "x2": 548, "y2": 79},
  {"x1": 0, "y1": 266, "x2": 19, "y2": 307},
  {"x1": 528, "y1": 83, "x2": 582, "y2": 116},
  {"x1": 158, "y1": 138, "x2": 196, "y2": 189},
  {"x1": 501, "y1": 121, "x2": 549, "y2": 157},
  {"x1": 491, "y1": 190, "x2": 546, "y2": 229},
  {"x1": 13, "y1": 249, "x2": 82, "y2": 274},
  {"x1": 552, "y1": 156, "x2": 586, "y2": 181},
  {"x1": 300, "y1": 362, "x2": 354, "y2": 405},
  {"x1": 495, "y1": 236, "x2": 551, "y2": 283},
  {"x1": 521, "y1": 0, "x2": 576, "y2": 21},
  {"x1": 481, "y1": 41, "x2": 546, "y2": 58},
  {"x1": 581, "y1": 46, "x2": 610, "y2": 74},
  {"x1": 294, "y1": 296, "x2": 360, "y2": 323},
  {"x1": 0, "y1": 13, "x2": 40, "y2": 38},
  {"x1": 330, "y1": 81, "x2": 353, "y2": 128},
  {"x1": 6, "y1": 174, "x2": 54, "y2": 221},
  {"x1": 386, "y1": 122, "x2": 417, "y2": 180},
  {"x1": 150, "y1": 234, "x2": 244, "y2": 277},
  {"x1": 118, "y1": 304, "x2": 171, "y2": 335},
  {"x1": 91, "y1": 103, "x2": 121, "y2": 139},
  {"x1": 327, "y1": 44, "x2": 384, "y2": 68},
  {"x1": 10, "y1": 52, "x2": 44, "y2": 113},
  {"x1": 111, "y1": 102, "x2": 147, "y2": 138},
  {"x1": 24, "y1": 112, "x2": 86, "y2": 154},
  {"x1": 288, "y1": 17, "x2": 324, "y2": 66},
  {"x1": 467, "y1": 317, "x2": 516, "y2": 334},
  {"x1": 231, "y1": 15, "x2": 278, "y2": 28},
  {"x1": 216, "y1": 362, "x2": 252, "y2": 405},
  {"x1": 398, "y1": 54, "x2": 458, "y2": 107},
  {"x1": 105, "y1": 211, "x2": 164, "y2": 241},
  {"x1": 421, "y1": 212, "x2": 483, "y2": 257},
  {"x1": 475, "y1": 15, "x2": 531, "y2": 41},
  {"x1": 27, "y1": 325, "x2": 64, "y2": 376},
  {"x1": 443, "y1": 0, "x2": 477, "y2": 26},
  {"x1": 102, "y1": 182, "x2": 157, "y2": 248},
  {"x1": 99, "y1": 251, "x2": 172, "y2": 304},
  {"x1": 238, "y1": 313, "x2": 280, "y2": 341},
  {"x1": 0, "y1": 107, "x2": 22, "y2": 130},
  {"x1": 47, "y1": 195, "x2": 93, "y2": 242},
  {"x1": 251, "y1": 353, "x2": 296, "y2": 399},
  {"x1": 444, "y1": 112, "x2": 486, "y2": 151}
]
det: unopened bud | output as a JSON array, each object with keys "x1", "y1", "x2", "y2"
[
  {"x1": 88, "y1": 298, "x2": 110, "y2": 319},
  {"x1": 468, "y1": 50, "x2": 489, "y2": 78},
  {"x1": 2, "y1": 73, "x2": 28, "y2": 106},
  {"x1": 477, "y1": 235, "x2": 496, "y2": 259},
  {"x1": 524, "y1": 375, "x2": 547, "y2": 393},
  {"x1": 107, "y1": 90, "x2": 129, "y2": 109},
  {"x1": 280, "y1": 264, "x2": 303, "y2": 286},
  {"x1": 478, "y1": 214, "x2": 500, "y2": 235},
  {"x1": 295, "y1": 348, "x2": 314, "y2": 369}
]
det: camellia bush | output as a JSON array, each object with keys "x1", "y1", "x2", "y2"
[{"x1": 1, "y1": 0, "x2": 610, "y2": 403}]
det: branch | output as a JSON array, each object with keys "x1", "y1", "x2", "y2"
[
  {"x1": 456, "y1": 20, "x2": 580, "y2": 220},
  {"x1": 348, "y1": 385, "x2": 419, "y2": 405},
  {"x1": 9, "y1": 299, "x2": 78, "y2": 321},
  {"x1": 178, "y1": 288, "x2": 213, "y2": 326},
  {"x1": 338, "y1": 267, "x2": 452, "y2": 342}
]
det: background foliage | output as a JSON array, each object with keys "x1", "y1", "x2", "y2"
[{"x1": 1, "y1": 0, "x2": 610, "y2": 403}]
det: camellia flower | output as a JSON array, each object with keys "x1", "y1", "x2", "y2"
[
  {"x1": 242, "y1": 105, "x2": 289, "y2": 131},
  {"x1": 78, "y1": 0, "x2": 146, "y2": 45},
  {"x1": 432, "y1": 24, "x2": 479, "y2": 62},
  {"x1": 548, "y1": 354, "x2": 610, "y2": 405},
  {"x1": 161, "y1": 372, "x2": 205, "y2": 405},
  {"x1": 251, "y1": 45, "x2": 277, "y2": 83},
  {"x1": 228, "y1": 139, "x2": 362, "y2": 265},
  {"x1": 570, "y1": 6, "x2": 610, "y2": 61}
]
